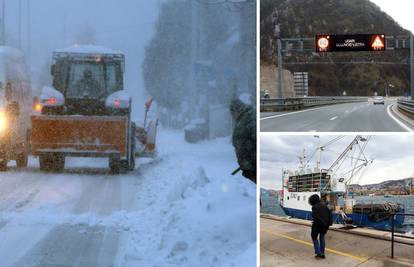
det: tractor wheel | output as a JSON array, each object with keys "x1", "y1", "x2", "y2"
[
  {"x1": 16, "y1": 152, "x2": 28, "y2": 168},
  {"x1": 53, "y1": 155, "x2": 65, "y2": 172},
  {"x1": 109, "y1": 158, "x2": 121, "y2": 174},
  {"x1": 109, "y1": 157, "x2": 130, "y2": 174},
  {"x1": 0, "y1": 159, "x2": 7, "y2": 171},
  {"x1": 40, "y1": 154, "x2": 65, "y2": 172},
  {"x1": 0, "y1": 149, "x2": 8, "y2": 171},
  {"x1": 39, "y1": 154, "x2": 52, "y2": 171}
]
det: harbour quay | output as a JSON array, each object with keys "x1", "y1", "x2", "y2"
[{"x1": 260, "y1": 214, "x2": 414, "y2": 267}]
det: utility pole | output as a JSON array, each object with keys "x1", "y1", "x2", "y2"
[
  {"x1": 190, "y1": 0, "x2": 199, "y2": 122},
  {"x1": 272, "y1": 10, "x2": 283, "y2": 99},
  {"x1": 277, "y1": 38, "x2": 283, "y2": 98},
  {"x1": 18, "y1": 0, "x2": 22, "y2": 48},
  {"x1": 411, "y1": 34, "x2": 414, "y2": 100},
  {"x1": 1, "y1": 0, "x2": 5, "y2": 45},
  {"x1": 63, "y1": 12, "x2": 67, "y2": 46},
  {"x1": 27, "y1": 0, "x2": 31, "y2": 66}
]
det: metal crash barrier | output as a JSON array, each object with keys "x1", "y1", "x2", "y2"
[
  {"x1": 260, "y1": 96, "x2": 368, "y2": 112},
  {"x1": 397, "y1": 99, "x2": 414, "y2": 114},
  {"x1": 390, "y1": 213, "x2": 414, "y2": 259}
]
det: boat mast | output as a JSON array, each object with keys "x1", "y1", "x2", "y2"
[
  {"x1": 299, "y1": 148, "x2": 307, "y2": 173},
  {"x1": 315, "y1": 136, "x2": 323, "y2": 194}
]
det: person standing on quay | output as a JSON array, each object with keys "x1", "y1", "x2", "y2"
[{"x1": 309, "y1": 194, "x2": 333, "y2": 259}]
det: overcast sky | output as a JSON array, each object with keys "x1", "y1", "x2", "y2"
[
  {"x1": 261, "y1": 134, "x2": 414, "y2": 190},
  {"x1": 370, "y1": 0, "x2": 414, "y2": 33},
  {"x1": 3, "y1": 0, "x2": 161, "y2": 120}
]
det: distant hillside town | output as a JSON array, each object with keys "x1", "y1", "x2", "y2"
[
  {"x1": 348, "y1": 178, "x2": 414, "y2": 196},
  {"x1": 262, "y1": 177, "x2": 414, "y2": 197}
]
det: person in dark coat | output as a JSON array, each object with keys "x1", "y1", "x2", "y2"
[
  {"x1": 230, "y1": 97, "x2": 256, "y2": 184},
  {"x1": 309, "y1": 194, "x2": 333, "y2": 259}
]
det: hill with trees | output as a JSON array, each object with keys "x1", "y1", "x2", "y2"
[{"x1": 260, "y1": 0, "x2": 412, "y2": 96}]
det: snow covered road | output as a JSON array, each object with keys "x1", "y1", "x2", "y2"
[{"x1": 0, "y1": 130, "x2": 256, "y2": 267}]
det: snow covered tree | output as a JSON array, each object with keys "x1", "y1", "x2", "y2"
[
  {"x1": 143, "y1": 0, "x2": 256, "y2": 129},
  {"x1": 142, "y1": 0, "x2": 191, "y2": 111}
]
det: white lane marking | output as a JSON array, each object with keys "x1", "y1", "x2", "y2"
[
  {"x1": 260, "y1": 106, "x2": 327, "y2": 120},
  {"x1": 329, "y1": 116, "x2": 338, "y2": 121},
  {"x1": 386, "y1": 104, "x2": 414, "y2": 132}
]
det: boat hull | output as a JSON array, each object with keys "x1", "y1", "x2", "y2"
[{"x1": 282, "y1": 206, "x2": 405, "y2": 230}]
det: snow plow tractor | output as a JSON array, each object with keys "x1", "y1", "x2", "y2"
[{"x1": 31, "y1": 46, "x2": 157, "y2": 173}]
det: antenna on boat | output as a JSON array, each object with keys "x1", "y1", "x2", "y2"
[
  {"x1": 299, "y1": 148, "x2": 307, "y2": 173},
  {"x1": 314, "y1": 135, "x2": 321, "y2": 170}
]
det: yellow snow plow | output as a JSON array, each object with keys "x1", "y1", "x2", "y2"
[{"x1": 31, "y1": 45, "x2": 157, "y2": 173}]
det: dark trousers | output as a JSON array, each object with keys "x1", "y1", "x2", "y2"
[
  {"x1": 242, "y1": 170, "x2": 256, "y2": 184},
  {"x1": 311, "y1": 225, "x2": 326, "y2": 255}
]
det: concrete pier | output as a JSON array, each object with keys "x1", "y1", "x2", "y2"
[{"x1": 261, "y1": 214, "x2": 414, "y2": 267}]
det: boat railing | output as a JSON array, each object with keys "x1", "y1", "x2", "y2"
[{"x1": 390, "y1": 213, "x2": 414, "y2": 259}]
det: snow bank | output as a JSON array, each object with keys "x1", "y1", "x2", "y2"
[{"x1": 119, "y1": 129, "x2": 256, "y2": 267}]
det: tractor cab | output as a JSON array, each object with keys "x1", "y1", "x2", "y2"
[{"x1": 48, "y1": 45, "x2": 126, "y2": 116}]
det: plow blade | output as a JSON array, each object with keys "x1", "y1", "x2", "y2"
[
  {"x1": 135, "y1": 119, "x2": 158, "y2": 158},
  {"x1": 31, "y1": 115, "x2": 128, "y2": 157}
]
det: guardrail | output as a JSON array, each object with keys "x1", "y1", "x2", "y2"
[
  {"x1": 390, "y1": 213, "x2": 414, "y2": 259},
  {"x1": 260, "y1": 96, "x2": 368, "y2": 112},
  {"x1": 397, "y1": 99, "x2": 414, "y2": 114}
]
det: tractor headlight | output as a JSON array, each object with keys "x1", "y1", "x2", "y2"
[{"x1": 0, "y1": 111, "x2": 7, "y2": 132}]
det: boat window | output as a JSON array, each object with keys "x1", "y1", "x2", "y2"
[
  {"x1": 303, "y1": 196, "x2": 306, "y2": 201},
  {"x1": 287, "y1": 196, "x2": 289, "y2": 200},
  {"x1": 297, "y1": 196, "x2": 300, "y2": 201}
]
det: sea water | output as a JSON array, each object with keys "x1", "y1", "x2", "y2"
[{"x1": 261, "y1": 193, "x2": 414, "y2": 233}]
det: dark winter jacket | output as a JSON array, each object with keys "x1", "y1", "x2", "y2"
[
  {"x1": 311, "y1": 202, "x2": 333, "y2": 234},
  {"x1": 230, "y1": 99, "x2": 256, "y2": 183}
]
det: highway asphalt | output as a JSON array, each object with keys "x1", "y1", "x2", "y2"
[{"x1": 260, "y1": 100, "x2": 413, "y2": 132}]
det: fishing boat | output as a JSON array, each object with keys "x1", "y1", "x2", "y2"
[{"x1": 279, "y1": 136, "x2": 405, "y2": 230}]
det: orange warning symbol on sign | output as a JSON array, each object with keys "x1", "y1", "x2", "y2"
[{"x1": 372, "y1": 35, "x2": 385, "y2": 50}]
